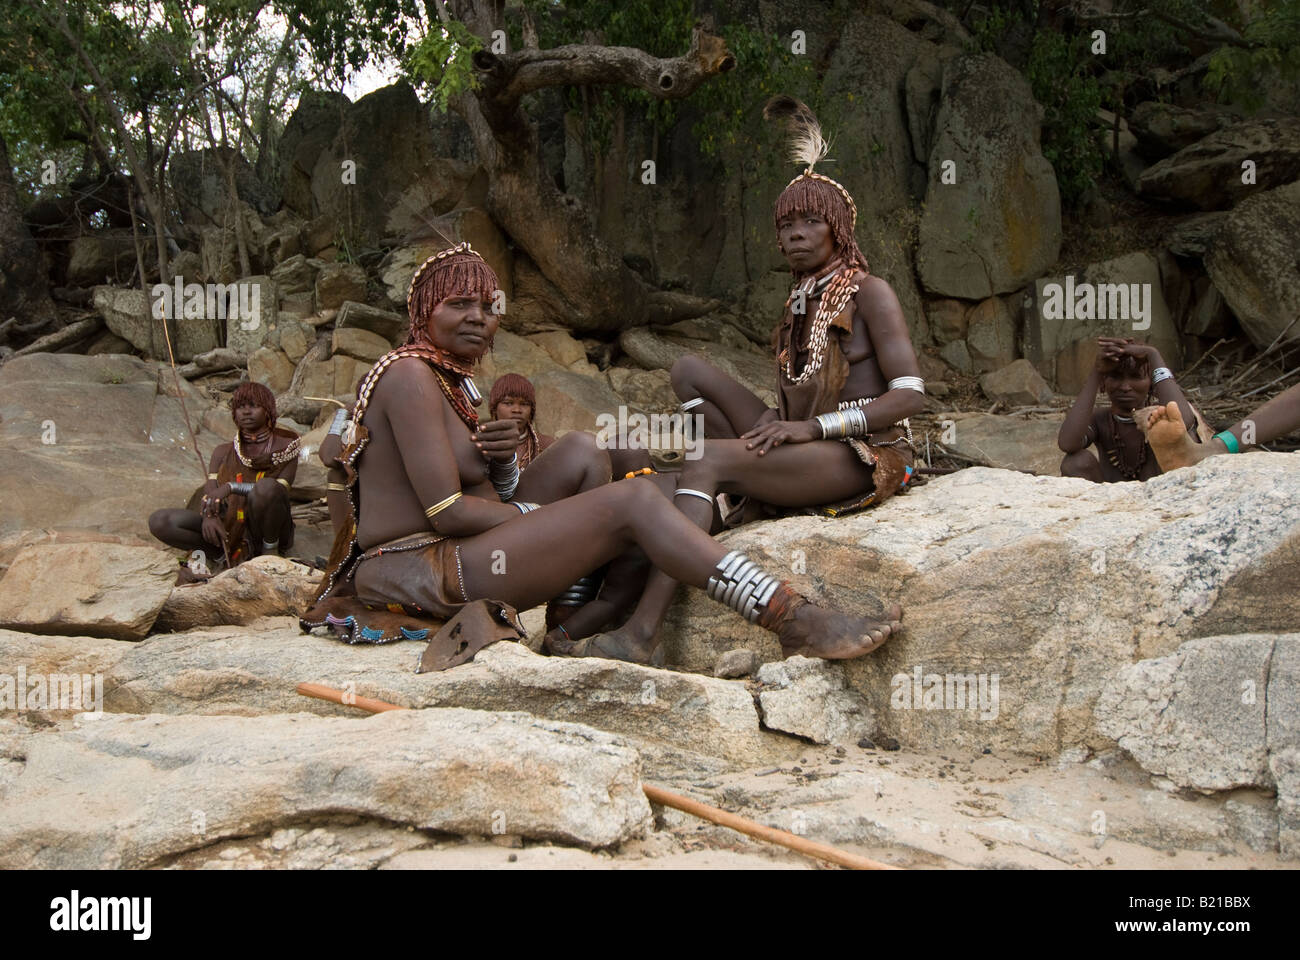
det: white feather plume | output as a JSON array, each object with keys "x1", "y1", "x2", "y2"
[{"x1": 763, "y1": 95, "x2": 829, "y2": 171}]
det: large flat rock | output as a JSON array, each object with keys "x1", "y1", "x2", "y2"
[
  {"x1": 0, "y1": 354, "x2": 217, "y2": 542},
  {"x1": 0, "y1": 543, "x2": 177, "y2": 640},
  {"x1": 103, "y1": 627, "x2": 789, "y2": 776},
  {"x1": 1095, "y1": 633, "x2": 1285, "y2": 790},
  {"x1": 0, "y1": 629, "x2": 132, "y2": 723},
  {"x1": 0, "y1": 708, "x2": 651, "y2": 867},
  {"x1": 0, "y1": 628, "x2": 131, "y2": 678},
  {"x1": 1095, "y1": 633, "x2": 1299, "y2": 859},
  {"x1": 660, "y1": 455, "x2": 1300, "y2": 757}
]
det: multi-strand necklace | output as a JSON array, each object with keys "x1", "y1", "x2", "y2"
[
  {"x1": 431, "y1": 368, "x2": 479, "y2": 431},
  {"x1": 781, "y1": 261, "x2": 859, "y2": 384},
  {"x1": 350, "y1": 345, "x2": 480, "y2": 442},
  {"x1": 1107, "y1": 412, "x2": 1147, "y2": 480},
  {"x1": 233, "y1": 428, "x2": 300, "y2": 468},
  {"x1": 518, "y1": 423, "x2": 543, "y2": 468}
]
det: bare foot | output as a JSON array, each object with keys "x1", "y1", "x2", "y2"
[
  {"x1": 1136, "y1": 401, "x2": 1217, "y2": 472},
  {"x1": 546, "y1": 625, "x2": 661, "y2": 665},
  {"x1": 778, "y1": 602, "x2": 902, "y2": 660}
]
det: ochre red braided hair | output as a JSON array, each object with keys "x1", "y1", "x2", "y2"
[
  {"x1": 404, "y1": 242, "x2": 501, "y2": 350},
  {"x1": 774, "y1": 175, "x2": 868, "y2": 276},
  {"x1": 230, "y1": 380, "x2": 277, "y2": 425},
  {"x1": 764, "y1": 95, "x2": 868, "y2": 277}
]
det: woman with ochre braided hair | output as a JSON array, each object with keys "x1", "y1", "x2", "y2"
[
  {"x1": 301, "y1": 242, "x2": 899, "y2": 659},
  {"x1": 550, "y1": 97, "x2": 918, "y2": 663},
  {"x1": 149, "y1": 381, "x2": 299, "y2": 576},
  {"x1": 489, "y1": 373, "x2": 555, "y2": 469}
]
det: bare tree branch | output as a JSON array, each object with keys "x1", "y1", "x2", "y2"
[
  {"x1": 472, "y1": 25, "x2": 736, "y2": 107},
  {"x1": 1074, "y1": 6, "x2": 1256, "y2": 48}
]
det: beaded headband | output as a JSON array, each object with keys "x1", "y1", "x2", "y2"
[
  {"x1": 785, "y1": 170, "x2": 858, "y2": 233},
  {"x1": 764, "y1": 98, "x2": 860, "y2": 237},
  {"x1": 405, "y1": 241, "x2": 485, "y2": 315}
]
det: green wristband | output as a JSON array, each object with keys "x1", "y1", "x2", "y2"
[{"x1": 1214, "y1": 430, "x2": 1240, "y2": 454}]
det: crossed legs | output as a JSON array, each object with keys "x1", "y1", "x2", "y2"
[{"x1": 455, "y1": 476, "x2": 897, "y2": 659}]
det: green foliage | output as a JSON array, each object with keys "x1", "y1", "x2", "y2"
[
  {"x1": 1, "y1": 1, "x2": 196, "y2": 196},
  {"x1": 403, "y1": 18, "x2": 483, "y2": 111},
  {"x1": 971, "y1": 4, "x2": 1103, "y2": 207},
  {"x1": 271, "y1": 0, "x2": 420, "y2": 80},
  {"x1": 688, "y1": 26, "x2": 817, "y2": 159},
  {"x1": 968, "y1": 4, "x2": 1017, "y2": 54},
  {"x1": 1025, "y1": 28, "x2": 1104, "y2": 208},
  {"x1": 1, "y1": 0, "x2": 308, "y2": 200},
  {"x1": 500, "y1": 1, "x2": 814, "y2": 161},
  {"x1": 1205, "y1": 0, "x2": 1300, "y2": 109},
  {"x1": 967, "y1": 0, "x2": 1300, "y2": 205},
  {"x1": 510, "y1": 0, "x2": 696, "y2": 147}
]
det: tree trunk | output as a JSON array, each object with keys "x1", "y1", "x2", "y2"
[
  {"x1": 0, "y1": 131, "x2": 59, "y2": 332},
  {"x1": 254, "y1": 29, "x2": 297, "y2": 186},
  {"x1": 450, "y1": 5, "x2": 734, "y2": 333}
]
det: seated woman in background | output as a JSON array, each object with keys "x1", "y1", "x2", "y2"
[{"x1": 149, "y1": 382, "x2": 299, "y2": 578}]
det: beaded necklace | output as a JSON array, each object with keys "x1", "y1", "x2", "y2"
[
  {"x1": 517, "y1": 423, "x2": 543, "y2": 469},
  {"x1": 780, "y1": 262, "x2": 859, "y2": 384},
  {"x1": 233, "y1": 428, "x2": 301, "y2": 468},
  {"x1": 1106, "y1": 412, "x2": 1147, "y2": 480},
  {"x1": 431, "y1": 367, "x2": 480, "y2": 431},
  {"x1": 404, "y1": 337, "x2": 476, "y2": 378},
  {"x1": 348, "y1": 346, "x2": 480, "y2": 447}
]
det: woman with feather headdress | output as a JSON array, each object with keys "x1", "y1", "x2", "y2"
[{"x1": 550, "y1": 97, "x2": 922, "y2": 664}]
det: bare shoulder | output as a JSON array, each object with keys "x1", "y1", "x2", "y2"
[
  {"x1": 853, "y1": 275, "x2": 906, "y2": 337},
  {"x1": 853, "y1": 274, "x2": 902, "y2": 311},
  {"x1": 371, "y1": 356, "x2": 439, "y2": 406}
]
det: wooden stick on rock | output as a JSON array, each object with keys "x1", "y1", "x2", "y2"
[{"x1": 294, "y1": 682, "x2": 899, "y2": 871}]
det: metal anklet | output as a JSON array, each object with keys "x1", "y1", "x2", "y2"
[
  {"x1": 706, "y1": 550, "x2": 782, "y2": 623},
  {"x1": 554, "y1": 574, "x2": 601, "y2": 607}
]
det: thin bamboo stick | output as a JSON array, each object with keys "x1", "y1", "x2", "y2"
[{"x1": 294, "y1": 683, "x2": 900, "y2": 871}]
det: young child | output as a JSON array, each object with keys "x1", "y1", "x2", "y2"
[{"x1": 1058, "y1": 337, "x2": 1200, "y2": 482}]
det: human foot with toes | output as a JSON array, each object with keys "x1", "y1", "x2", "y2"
[
  {"x1": 770, "y1": 595, "x2": 902, "y2": 659},
  {"x1": 1137, "y1": 401, "x2": 1219, "y2": 471}
]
